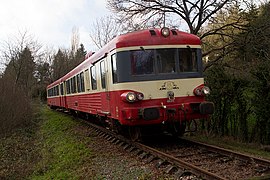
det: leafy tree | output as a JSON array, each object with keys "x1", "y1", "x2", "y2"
[
  {"x1": 51, "y1": 44, "x2": 87, "y2": 81},
  {"x1": 72, "y1": 43, "x2": 87, "y2": 68},
  {"x1": 51, "y1": 49, "x2": 70, "y2": 81},
  {"x1": 204, "y1": 2, "x2": 270, "y2": 143},
  {"x1": 237, "y1": 2, "x2": 270, "y2": 144},
  {"x1": 201, "y1": 3, "x2": 246, "y2": 70},
  {"x1": 0, "y1": 32, "x2": 38, "y2": 136},
  {"x1": 4, "y1": 47, "x2": 36, "y2": 95},
  {"x1": 35, "y1": 62, "x2": 51, "y2": 100}
]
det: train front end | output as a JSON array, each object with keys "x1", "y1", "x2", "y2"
[{"x1": 110, "y1": 28, "x2": 214, "y2": 136}]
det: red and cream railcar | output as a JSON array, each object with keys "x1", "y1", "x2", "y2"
[{"x1": 47, "y1": 27, "x2": 214, "y2": 137}]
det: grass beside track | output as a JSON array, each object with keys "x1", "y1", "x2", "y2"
[
  {"x1": 1, "y1": 103, "x2": 162, "y2": 179},
  {"x1": 30, "y1": 106, "x2": 92, "y2": 179}
]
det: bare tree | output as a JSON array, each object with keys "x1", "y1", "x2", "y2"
[
  {"x1": 71, "y1": 26, "x2": 80, "y2": 56},
  {"x1": 0, "y1": 31, "x2": 42, "y2": 89},
  {"x1": 89, "y1": 15, "x2": 120, "y2": 49},
  {"x1": 107, "y1": 0, "x2": 233, "y2": 35},
  {"x1": 1, "y1": 30, "x2": 42, "y2": 68}
]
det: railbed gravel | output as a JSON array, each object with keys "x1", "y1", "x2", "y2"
[{"x1": 72, "y1": 122, "x2": 176, "y2": 179}]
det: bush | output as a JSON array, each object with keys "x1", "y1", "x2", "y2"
[
  {"x1": 252, "y1": 62, "x2": 270, "y2": 144},
  {"x1": 205, "y1": 64, "x2": 252, "y2": 142},
  {"x1": 0, "y1": 78, "x2": 32, "y2": 137}
]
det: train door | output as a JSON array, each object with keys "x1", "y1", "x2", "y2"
[
  {"x1": 60, "y1": 82, "x2": 66, "y2": 108},
  {"x1": 100, "y1": 59, "x2": 111, "y2": 115}
]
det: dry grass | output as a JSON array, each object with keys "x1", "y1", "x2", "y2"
[
  {"x1": 0, "y1": 104, "x2": 41, "y2": 179},
  {"x1": 0, "y1": 79, "x2": 32, "y2": 137},
  {"x1": 1, "y1": 103, "x2": 165, "y2": 179}
]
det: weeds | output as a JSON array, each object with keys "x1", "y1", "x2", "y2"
[{"x1": 31, "y1": 107, "x2": 92, "y2": 179}]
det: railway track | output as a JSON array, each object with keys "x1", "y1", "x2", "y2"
[{"x1": 81, "y1": 119, "x2": 270, "y2": 179}]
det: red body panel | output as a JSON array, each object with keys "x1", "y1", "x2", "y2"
[
  {"x1": 48, "y1": 89, "x2": 207, "y2": 126},
  {"x1": 47, "y1": 97, "x2": 61, "y2": 107}
]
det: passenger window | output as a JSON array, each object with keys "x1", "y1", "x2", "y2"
[
  {"x1": 66, "y1": 80, "x2": 70, "y2": 94},
  {"x1": 80, "y1": 72, "x2": 85, "y2": 92},
  {"x1": 70, "y1": 78, "x2": 74, "y2": 93},
  {"x1": 71, "y1": 76, "x2": 77, "y2": 93},
  {"x1": 91, "y1": 66, "x2": 97, "y2": 90},
  {"x1": 84, "y1": 69, "x2": 90, "y2": 91},
  {"x1": 77, "y1": 74, "x2": 81, "y2": 93},
  {"x1": 100, "y1": 61, "x2": 106, "y2": 89},
  {"x1": 111, "y1": 54, "x2": 118, "y2": 83},
  {"x1": 48, "y1": 89, "x2": 51, "y2": 97},
  {"x1": 56, "y1": 86, "x2": 59, "y2": 96},
  {"x1": 53, "y1": 87, "x2": 56, "y2": 96},
  {"x1": 60, "y1": 83, "x2": 64, "y2": 95}
]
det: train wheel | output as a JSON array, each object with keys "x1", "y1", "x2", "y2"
[
  {"x1": 108, "y1": 118, "x2": 122, "y2": 134},
  {"x1": 170, "y1": 121, "x2": 186, "y2": 137},
  {"x1": 187, "y1": 119, "x2": 197, "y2": 132},
  {"x1": 128, "y1": 126, "x2": 141, "y2": 141}
]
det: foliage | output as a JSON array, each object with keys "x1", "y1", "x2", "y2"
[
  {"x1": 0, "y1": 106, "x2": 40, "y2": 179},
  {"x1": 34, "y1": 62, "x2": 51, "y2": 101},
  {"x1": 51, "y1": 49, "x2": 69, "y2": 81},
  {"x1": 4, "y1": 47, "x2": 36, "y2": 94},
  {"x1": 0, "y1": 28, "x2": 87, "y2": 136},
  {"x1": 51, "y1": 44, "x2": 86, "y2": 81},
  {"x1": 253, "y1": 63, "x2": 270, "y2": 144},
  {"x1": 205, "y1": 64, "x2": 251, "y2": 141},
  {"x1": 0, "y1": 35, "x2": 36, "y2": 136},
  {"x1": 31, "y1": 107, "x2": 91, "y2": 179},
  {"x1": 233, "y1": 2, "x2": 270, "y2": 144},
  {"x1": 0, "y1": 78, "x2": 32, "y2": 137},
  {"x1": 205, "y1": 2, "x2": 270, "y2": 144},
  {"x1": 201, "y1": 3, "x2": 246, "y2": 70}
]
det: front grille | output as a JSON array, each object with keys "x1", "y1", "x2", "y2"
[
  {"x1": 200, "y1": 102, "x2": 215, "y2": 114},
  {"x1": 190, "y1": 103, "x2": 200, "y2": 113},
  {"x1": 142, "y1": 108, "x2": 160, "y2": 120}
]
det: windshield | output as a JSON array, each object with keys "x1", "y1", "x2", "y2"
[
  {"x1": 112, "y1": 48, "x2": 202, "y2": 83},
  {"x1": 131, "y1": 48, "x2": 198, "y2": 75}
]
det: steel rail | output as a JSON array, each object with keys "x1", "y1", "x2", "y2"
[
  {"x1": 181, "y1": 138, "x2": 270, "y2": 168},
  {"x1": 82, "y1": 120, "x2": 226, "y2": 179},
  {"x1": 133, "y1": 141, "x2": 226, "y2": 180}
]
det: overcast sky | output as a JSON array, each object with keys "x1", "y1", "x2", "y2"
[{"x1": 0, "y1": 0, "x2": 110, "y2": 52}]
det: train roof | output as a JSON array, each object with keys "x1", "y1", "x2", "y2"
[
  {"x1": 47, "y1": 28, "x2": 201, "y2": 88},
  {"x1": 114, "y1": 28, "x2": 200, "y2": 48}
]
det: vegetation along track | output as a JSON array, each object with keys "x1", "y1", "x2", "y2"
[{"x1": 79, "y1": 118, "x2": 270, "y2": 179}]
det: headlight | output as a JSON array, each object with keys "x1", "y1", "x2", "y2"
[
  {"x1": 137, "y1": 93, "x2": 144, "y2": 100},
  {"x1": 161, "y1": 27, "x2": 170, "y2": 37},
  {"x1": 202, "y1": 86, "x2": 210, "y2": 95},
  {"x1": 126, "y1": 92, "x2": 136, "y2": 102},
  {"x1": 193, "y1": 85, "x2": 210, "y2": 96},
  {"x1": 121, "y1": 91, "x2": 144, "y2": 103},
  {"x1": 194, "y1": 88, "x2": 202, "y2": 96}
]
